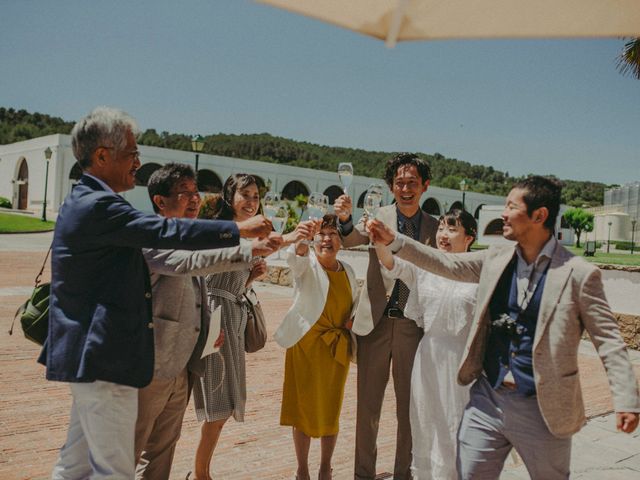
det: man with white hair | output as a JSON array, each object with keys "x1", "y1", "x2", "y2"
[{"x1": 38, "y1": 107, "x2": 277, "y2": 479}]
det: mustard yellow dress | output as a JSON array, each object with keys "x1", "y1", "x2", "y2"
[{"x1": 280, "y1": 268, "x2": 353, "y2": 438}]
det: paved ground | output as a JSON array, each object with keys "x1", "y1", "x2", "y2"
[{"x1": 1, "y1": 239, "x2": 640, "y2": 479}]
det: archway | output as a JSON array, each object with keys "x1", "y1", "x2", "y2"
[
  {"x1": 69, "y1": 163, "x2": 82, "y2": 182},
  {"x1": 450, "y1": 201, "x2": 464, "y2": 212},
  {"x1": 484, "y1": 219, "x2": 504, "y2": 236},
  {"x1": 135, "y1": 163, "x2": 162, "y2": 187},
  {"x1": 474, "y1": 204, "x2": 485, "y2": 219},
  {"x1": 198, "y1": 169, "x2": 223, "y2": 193},
  {"x1": 323, "y1": 185, "x2": 343, "y2": 205},
  {"x1": 421, "y1": 197, "x2": 441, "y2": 216},
  {"x1": 16, "y1": 158, "x2": 29, "y2": 210},
  {"x1": 281, "y1": 180, "x2": 310, "y2": 201},
  {"x1": 357, "y1": 191, "x2": 367, "y2": 208}
]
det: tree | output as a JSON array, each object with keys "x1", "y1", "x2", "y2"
[
  {"x1": 563, "y1": 208, "x2": 594, "y2": 248},
  {"x1": 617, "y1": 37, "x2": 640, "y2": 80}
]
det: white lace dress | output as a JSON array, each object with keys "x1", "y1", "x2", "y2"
[{"x1": 383, "y1": 257, "x2": 477, "y2": 480}]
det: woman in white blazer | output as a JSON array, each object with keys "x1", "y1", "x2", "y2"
[{"x1": 276, "y1": 214, "x2": 358, "y2": 480}]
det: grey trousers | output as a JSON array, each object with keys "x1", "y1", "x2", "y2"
[
  {"x1": 355, "y1": 316, "x2": 422, "y2": 480},
  {"x1": 457, "y1": 377, "x2": 572, "y2": 480},
  {"x1": 135, "y1": 368, "x2": 190, "y2": 480}
]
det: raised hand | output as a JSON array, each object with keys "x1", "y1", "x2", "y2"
[
  {"x1": 237, "y1": 214, "x2": 272, "y2": 239},
  {"x1": 251, "y1": 232, "x2": 284, "y2": 257},
  {"x1": 247, "y1": 258, "x2": 268, "y2": 285},
  {"x1": 283, "y1": 220, "x2": 316, "y2": 245},
  {"x1": 333, "y1": 194, "x2": 352, "y2": 223},
  {"x1": 367, "y1": 219, "x2": 396, "y2": 246}
]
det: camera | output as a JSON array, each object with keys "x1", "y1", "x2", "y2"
[{"x1": 491, "y1": 313, "x2": 523, "y2": 338}]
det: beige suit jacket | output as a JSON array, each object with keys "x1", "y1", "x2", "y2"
[
  {"x1": 143, "y1": 243, "x2": 251, "y2": 380},
  {"x1": 394, "y1": 235, "x2": 640, "y2": 438},
  {"x1": 341, "y1": 205, "x2": 438, "y2": 336}
]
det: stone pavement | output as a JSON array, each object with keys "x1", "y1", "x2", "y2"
[{"x1": 1, "y1": 243, "x2": 640, "y2": 479}]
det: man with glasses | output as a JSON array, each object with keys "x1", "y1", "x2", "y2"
[
  {"x1": 135, "y1": 163, "x2": 280, "y2": 478},
  {"x1": 334, "y1": 153, "x2": 439, "y2": 479},
  {"x1": 39, "y1": 107, "x2": 274, "y2": 479}
]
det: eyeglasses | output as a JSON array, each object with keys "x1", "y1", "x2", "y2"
[
  {"x1": 123, "y1": 150, "x2": 140, "y2": 161},
  {"x1": 315, "y1": 231, "x2": 339, "y2": 239},
  {"x1": 96, "y1": 146, "x2": 140, "y2": 161},
  {"x1": 175, "y1": 190, "x2": 201, "y2": 202}
]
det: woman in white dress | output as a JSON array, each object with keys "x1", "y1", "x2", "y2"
[{"x1": 375, "y1": 209, "x2": 478, "y2": 480}]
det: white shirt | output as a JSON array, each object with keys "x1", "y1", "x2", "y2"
[{"x1": 514, "y1": 235, "x2": 557, "y2": 311}]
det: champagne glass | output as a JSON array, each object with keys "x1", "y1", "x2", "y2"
[
  {"x1": 262, "y1": 191, "x2": 280, "y2": 221},
  {"x1": 338, "y1": 162, "x2": 353, "y2": 194},
  {"x1": 271, "y1": 205, "x2": 288, "y2": 260},
  {"x1": 307, "y1": 192, "x2": 328, "y2": 221},
  {"x1": 363, "y1": 184, "x2": 384, "y2": 248},
  {"x1": 271, "y1": 205, "x2": 288, "y2": 234},
  {"x1": 304, "y1": 192, "x2": 329, "y2": 245}
]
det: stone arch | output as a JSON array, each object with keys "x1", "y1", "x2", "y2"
[
  {"x1": 135, "y1": 162, "x2": 162, "y2": 187},
  {"x1": 357, "y1": 191, "x2": 367, "y2": 208},
  {"x1": 281, "y1": 180, "x2": 310, "y2": 201},
  {"x1": 198, "y1": 169, "x2": 223, "y2": 193},
  {"x1": 474, "y1": 204, "x2": 485, "y2": 219},
  {"x1": 421, "y1": 197, "x2": 441, "y2": 216},
  {"x1": 484, "y1": 218, "x2": 504, "y2": 235},
  {"x1": 15, "y1": 157, "x2": 29, "y2": 209},
  {"x1": 450, "y1": 201, "x2": 464, "y2": 211},
  {"x1": 69, "y1": 163, "x2": 82, "y2": 182},
  {"x1": 323, "y1": 185, "x2": 343, "y2": 205}
]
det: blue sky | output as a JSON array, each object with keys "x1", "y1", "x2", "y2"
[{"x1": 1, "y1": 0, "x2": 638, "y2": 185}]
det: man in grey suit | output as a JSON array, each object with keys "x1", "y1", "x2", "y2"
[
  {"x1": 369, "y1": 176, "x2": 640, "y2": 479},
  {"x1": 134, "y1": 163, "x2": 281, "y2": 478},
  {"x1": 334, "y1": 153, "x2": 438, "y2": 479}
]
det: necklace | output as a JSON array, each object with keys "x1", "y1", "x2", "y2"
[{"x1": 323, "y1": 261, "x2": 342, "y2": 272}]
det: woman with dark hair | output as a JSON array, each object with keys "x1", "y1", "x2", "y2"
[
  {"x1": 376, "y1": 209, "x2": 478, "y2": 480},
  {"x1": 275, "y1": 214, "x2": 358, "y2": 480},
  {"x1": 191, "y1": 173, "x2": 312, "y2": 480}
]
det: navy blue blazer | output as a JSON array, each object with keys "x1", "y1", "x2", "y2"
[{"x1": 38, "y1": 175, "x2": 240, "y2": 388}]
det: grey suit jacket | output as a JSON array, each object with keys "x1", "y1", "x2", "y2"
[
  {"x1": 394, "y1": 235, "x2": 640, "y2": 438},
  {"x1": 341, "y1": 205, "x2": 438, "y2": 335},
  {"x1": 143, "y1": 243, "x2": 251, "y2": 380}
]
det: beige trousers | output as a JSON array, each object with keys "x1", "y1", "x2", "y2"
[
  {"x1": 134, "y1": 368, "x2": 190, "y2": 480},
  {"x1": 354, "y1": 316, "x2": 422, "y2": 480}
]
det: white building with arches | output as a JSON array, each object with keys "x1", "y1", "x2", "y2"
[{"x1": 0, "y1": 134, "x2": 573, "y2": 245}]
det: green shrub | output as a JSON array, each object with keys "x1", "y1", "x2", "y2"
[
  {"x1": 0, "y1": 196, "x2": 11, "y2": 209},
  {"x1": 615, "y1": 241, "x2": 639, "y2": 251}
]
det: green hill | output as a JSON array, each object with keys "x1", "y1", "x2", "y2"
[{"x1": 1, "y1": 107, "x2": 609, "y2": 207}]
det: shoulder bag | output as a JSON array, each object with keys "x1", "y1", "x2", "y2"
[
  {"x1": 243, "y1": 288, "x2": 267, "y2": 353},
  {"x1": 9, "y1": 247, "x2": 51, "y2": 345}
]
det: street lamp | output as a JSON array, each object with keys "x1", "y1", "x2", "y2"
[
  {"x1": 607, "y1": 221, "x2": 612, "y2": 254},
  {"x1": 191, "y1": 135, "x2": 205, "y2": 172},
  {"x1": 459, "y1": 179, "x2": 468, "y2": 211},
  {"x1": 631, "y1": 219, "x2": 637, "y2": 255},
  {"x1": 42, "y1": 147, "x2": 52, "y2": 222}
]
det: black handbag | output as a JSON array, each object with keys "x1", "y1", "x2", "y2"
[{"x1": 9, "y1": 248, "x2": 51, "y2": 345}]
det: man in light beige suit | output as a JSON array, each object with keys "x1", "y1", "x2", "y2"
[
  {"x1": 135, "y1": 163, "x2": 281, "y2": 478},
  {"x1": 369, "y1": 176, "x2": 640, "y2": 479},
  {"x1": 334, "y1": 153, "x2": 438, "y2": 479}
]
